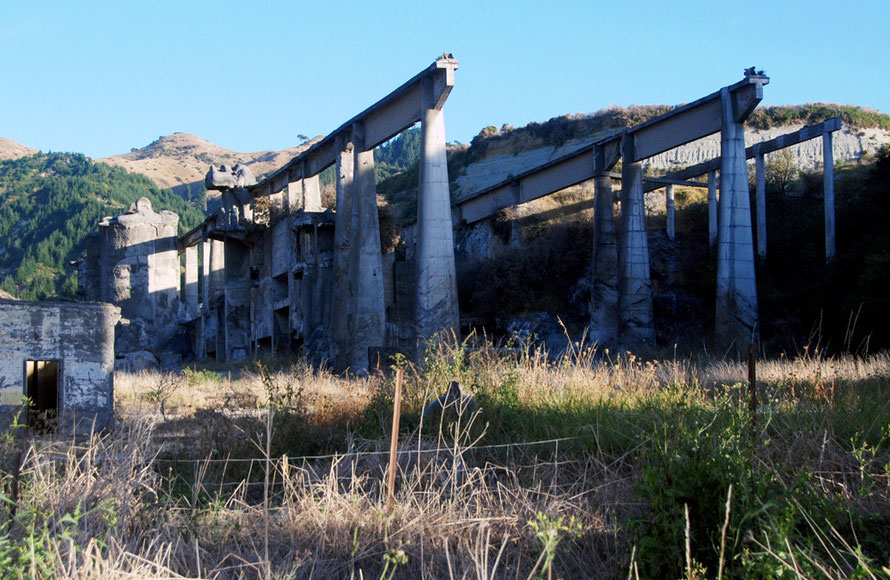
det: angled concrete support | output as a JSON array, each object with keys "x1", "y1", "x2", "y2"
[
  {"x1": 715, "y1": 87, "x2": 759, "y2": 352},
  {"x1": 708, "y1": 170, "x2": 718, "y2": 249},
  {"x1": 617, "y1": 137, "x2": 654, "y2": 345},
  {"x1": 665, "y1": 184, "x2": 676, "y2": 240},
  {"x1": 590, "y1": 174, "x2": 619, "y2": 342},
  {"x1": 201, "y1": 240, "x2": 211, "y2": 307},
  {"x1": 349, "y1": 122, "x2": 386, "y2": 373},
  {"x1": 330, "y1": 140, "x2": 355, "y2": 368},
  {"x1": 823, "y1": 131, "x2": 835, "y2": 261},
  {"x1": 184, "y1": 244, "x2": 199, "y2": 318},
  {"x1": 210, "y1": 239, "x2": 225, "y2": 301},
  {"x1": 415, "y1": 72, "x2": 459, "y2": 347},
  {"x1": 755, "y1": 154, "x2": 767, "y2": 258}
]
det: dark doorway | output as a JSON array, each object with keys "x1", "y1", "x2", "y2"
[{"x1": 25, "y1": 360, "x2": 60, "y2": 431}]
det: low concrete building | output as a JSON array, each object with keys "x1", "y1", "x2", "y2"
[{"x1": 0, "y1": 299, "x2": 120, "y2": 431}]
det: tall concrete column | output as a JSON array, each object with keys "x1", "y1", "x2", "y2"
[
  {"x1": 665, "y1": 184, "x2": 675, "y2": 240},
  {"x1": 590, "y1": 174, "x2": 618, "y2": 342},
  {"x1": 823, "y1": 131, "x2": 835, "y2": 261},
  {"x1": 184, "y1": 244, "x2": 199, "y2": 318},
  {"x1": 415, "y1": 73, "x2": 460, "y2": 347},
  {"x1": 210, "y1": 239, "x2": 225, "y2": 302},
  {"x1": 350, "y1": 122, "x2": 386, "y2": 373},
  {"x1": 330, "y1": 141, "x2": 355, "y2": 368},
  {"x1": 715, "y1": 87, "x2": 759, "y2": 352},
  {"x1": 201, "y1": 239, "x2": 211, "y2": 307},
  {"x1": 303, "y1": 174, "x2": 322, "y2": 212},
  {"x1": 755, "y1": 154, "x2": 767, "y2": 258},
  {"x1": 617, "y1": 136, "x2": 654, "y2": 345},
  {"x1": 708, "y1": 170, "x2": 718, "y2": 249},
  {"x1": 224, "y1": 239, "x2": 252, "y2": 362}
]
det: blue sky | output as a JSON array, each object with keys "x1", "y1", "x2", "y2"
[{"x1": 2, "y1": 0, "x2": 888, "y2": 159}]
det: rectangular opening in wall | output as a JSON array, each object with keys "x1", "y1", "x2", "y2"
[{"x1": 25, "y1": 360, "x2": 60, "y2": 431}]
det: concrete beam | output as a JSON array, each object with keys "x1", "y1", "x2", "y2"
[
  {"x1": 644, "y1": 117, "x2": 842, "y2": 193},
  {"x1": 643, "y1": 177, "x2": 709, "y2": 188},
  {"x1": 457, "y1": 140, "x2": 620, "y2": 224},
  {"x1": 627, "y1": 75, "x2": 767, "y2": 162},
  {"x1": 250, "y1": 55, "x2": 458, "y2": 196}
]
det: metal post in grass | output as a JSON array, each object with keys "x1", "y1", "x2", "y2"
[
  {"x1": 748, "y1": 343, "x2": 758, "y2": 429},
  {"x1": 386, "y1": 368, "x2": 404, "y2": 514}
]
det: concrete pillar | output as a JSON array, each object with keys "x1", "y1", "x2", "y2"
[
  {"x1": 330, "y1": 142, "x2": 355, "y2": 368},
  {"x1": 665, "y1": 184, "x2": 675, "y2": 240},
  {"x1": 350, "y1": 122, "x2": 386, "y2": 373},
  {"x1": 210, "y1": 239, "x2": 225, "y2": 302},
  {"x1": 224, "y1": 239, "x2": 252, "y2": 362},
  {"x1": 755, "y1": 154, "x2": 767, "y2": 258},
  {"x1": 617, "y1": 136, "x2": 654, "y2": 345},
  {"x1": 303, "y1": 174, "x2": 323, "y2": 212},
  {"x1": 823, "y1": 131, "x2": 835, "y2": 261},
  {"x1": 287, "y1": 179, "x2": 302, "y2": 212},
  {"x1": 715, "y1": 87, "x2": 759, "y2": 352},
  {"x1": 708, "y1": 170, "x2": 718, "y2": 249},
  {"x1": 590, "y1": 174, "x2": 619, "y2": 342},
  {"x1": 415, "y1": 74, "x2": 460, "y2": 347},
  {"x1": 201, "y1": 240, "x2": 211, "y2": 306},
  {"x1": 184, "y1": 244, "x2": 199, "y2": 321}
]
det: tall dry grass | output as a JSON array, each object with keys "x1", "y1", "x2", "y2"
[{"x1": 2, "y1": 341, "x2": 890, "y2": 578}]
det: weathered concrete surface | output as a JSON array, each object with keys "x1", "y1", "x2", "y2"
[
  {"x1": 755, "y1": 154, "x2": 766, "y2": 257},
  {"x1": 716, "y1": 87, "x2": 759, "y2": 352},
  {"x1": 349, "y1": 125, "x2": 386, "y2": 373},
  {"x1": 665, "y1": 184, "x2": 675, "y2": 240},
  {"x1": 184, "y1": 244, "x2": 199, "y2": 320},
  {"x1": 0, "y1": 300, "x2": 119, "y2": 431},
  {"x1": 224, "y1": 239, "x2": 252, "y2": 362},
  {"x1": 708, "y1": 170, "x2": 718, "y2": 248},
  {"x1": 415, "y1": 74, "x2": 460, "y2": 346},
  {"x1": 590, "y1": 175, "x2": 618, "y2": 342},
  {"x1": 823, "y1": 131, "x2": 836, "y2": 260},
  {"x1": 330, "y1": 142, "x2": 355, "y2": 368},
  {"x1": 91, "y1": 198, "x2": 180, "y2": 361},
  {"x1": 617, "y1": 139, "x2": 655, "y2": 344}
]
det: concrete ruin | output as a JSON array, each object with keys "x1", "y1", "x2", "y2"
[
  {"x1": 0, "y1": 299, "x2": 120, "y2": 431},
  {"x1": 74, "y1": 62, "x2": 844, "y2": 370}
]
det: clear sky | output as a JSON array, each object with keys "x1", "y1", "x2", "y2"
[{"x1": 2, "y1": 0, "x2": 888, "y2": 159}]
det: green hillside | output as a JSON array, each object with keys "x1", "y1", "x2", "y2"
[{"x1": 0, "y1": 153, "x2": 204, "y2": 300}]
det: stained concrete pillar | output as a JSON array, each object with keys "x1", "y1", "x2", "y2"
[
  {"x1": 823, "y1": 131, "x2": 835, "y2": 261},
  {"x1": 590, "y1": 174, "x2": 619, "y2": 342},
  {"x1": 201, "y1": 239, "x2": 211, "y2": 307},
  {"x1": 715, "y1": 87, "x2": 759, "y2": 352},
  {"x1": 303, "y1": 174, "x2": 322, "y2": 212},
  {"x1": 349, "y1": 122, "x2": 386, "y2": 373},
  {"x1": 415, "y1": 74, "x2": 460, "y2": 346},
  {"x1": 224, "y1": 239, "x2": 251, "y2": 362},
  {"x1": 617, "y1": 136, "x2": 654, "y2": 345},
  {"x1": 708, "y1": 170, "x2": 718, "y2": 249},
  {"x1": 755, "y1": 154, "x2": 767, "y2": 258},
  {"x1": 665, "y1": 184, "x2": 675, "y2": 240},
  {"x1": 330, "y1": 141, "x2": 355, "y2": 368},
  {"x1": 184, "y1": 244, "x2": 199, "y2": 319},
  {"x1": 210, "y1": 239, "x2": 225, "y2": 302}
]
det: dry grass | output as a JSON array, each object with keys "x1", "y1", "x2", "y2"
[{"x1": 3, "y1": 343, "x2": 890, "y2": 578}]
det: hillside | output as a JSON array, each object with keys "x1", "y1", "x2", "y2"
[
  {"x1": 99, "y1": 132, "x2": 321, "y2": 198},
  {"x1": 0, "y1": 153, "x2": 204, "y2": 300},
  {"x1": 0, "y1": 137, "x2": 38, "y2": 160}
]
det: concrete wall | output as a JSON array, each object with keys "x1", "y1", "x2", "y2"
[{"x1": 0, "y1": 300, "x2": 120, "y2": 431}]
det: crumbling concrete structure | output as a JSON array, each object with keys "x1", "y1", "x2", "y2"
[
  {"x1": 0, "y1": 299, "x2": 120, "y2": 431},
  {"x1": 79, "y1": 197, "x2": 181, "y2": 369}
]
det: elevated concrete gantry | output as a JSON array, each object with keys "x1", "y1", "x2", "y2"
[
  {"x1": 454, "y1": 73, "x2": 770, "y2": 348},
  {"x1": 218, "y1": 55, "x2": 461, "y2": 373}
]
